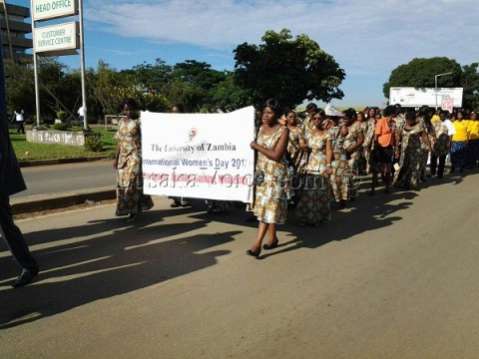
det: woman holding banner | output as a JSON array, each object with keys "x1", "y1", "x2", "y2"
[
  {"x1": 247, "y1": 100, "x2": 289, "y2": 259},
  {"x1": 113, "y1": 99, "x2": 154, "y2": 220}
]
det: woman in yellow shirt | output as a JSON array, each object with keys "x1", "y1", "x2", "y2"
[
  {"x1": 451, "y1": 111, "x2": 469, "y2": 173},
  {"x1": 467, "y1": 112, "x2": 479, "y2": 168}
]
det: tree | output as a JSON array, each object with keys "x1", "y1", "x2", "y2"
[
  {"x1": 383, "y1": 57, "x2": 462, "y2": 98},
  {"x1": 461, "y1": 63, "x2": 479, "y2": 110},
  {"x1": 384, "y1": 57, "x2": 479, "y2": 110},
  {"x1": 94, "y1": 61, "x2": 139, "y2": 115},
  {"x1": 210, "y1": 73, "x2": 253, "y2": 112},
  {"x1": 234, "y1": 29, "x2": 345, "y2": 109}
]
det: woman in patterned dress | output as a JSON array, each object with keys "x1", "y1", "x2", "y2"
[
  {"x1": 344, "y1": 110, "x2": 365, "y2": 200},
  {"x1": 295, "y1": 113, "x2": 333, "y2": 226},
  {"x1": 362, "y1": 108, "x2": 377, "y2": 175},
  {"x1": 247, "y1": 102, "x2": 289, "y2": 258},
  {"x1": 330, "y1": 121, "x2": 353, "y2": 207},
  {"x1": 394, "y1": 111, "x2": 431, "y2": 190},
  {"x1": 113, "y1": 99, "x2": 154, "y2": 220}
]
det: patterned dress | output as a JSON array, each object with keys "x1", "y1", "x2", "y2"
[
  {"x1": 295, "y1": 131, "x2": 332, "y2": 225},
  {"x1": 331, "y1": 130, "x2": 352, "y2": 202},
  {"x1": 394, "y1": 122, "x2": 424, "y2": 189},
  {"x1": 115, "y1": 118, "x2": 154, "y2": 216},
  {"x1": 346, "y1": 121, "x2": 363, "y2": 199},
  {"x1": 287, "y1": 126, "x2": 306, "y2": 168},
  {"x1": 253, "y1": 126, "x2": 289, "y2": 224},
  {"x1": 361, "y1": 119, "x2": 376, "y2": 174}
]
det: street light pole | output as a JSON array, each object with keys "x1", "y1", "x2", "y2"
[{"x1": 434, "y1": 72, "x2": 453, "y2": 109}]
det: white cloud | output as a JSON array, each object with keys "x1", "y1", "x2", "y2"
[{"x1": 87, "y1": 0, "x2": 479, "y2": 104}]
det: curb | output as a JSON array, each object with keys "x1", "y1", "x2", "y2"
[
  {"x1": 11, "y1": 187, "x2": 116, "y2": 216},
  {"x1": 20, "y1": 156, "x2": 113, "y2": 168}
]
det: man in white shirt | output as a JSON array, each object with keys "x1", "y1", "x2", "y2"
[
  {"x1": 77, "y1": 105, "x2": 86, "y2": 124},
  {"x1": 430, "y1": 111, "x2": 455, "y2": 178},
  {"x1": 14, "y1": 109, "x2": 24, "y2": 134}
]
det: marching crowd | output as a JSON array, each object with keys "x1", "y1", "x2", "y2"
[{"x1": 246, "y1": 100, "x2": 479, "y2": 257}]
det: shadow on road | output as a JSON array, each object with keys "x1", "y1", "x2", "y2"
[
  {"x1": 0, "y1": 171, "x2": 477, "y2": 328},
  {"x1": 0, "y1": 207, "x2": 237, "y2": 328}
]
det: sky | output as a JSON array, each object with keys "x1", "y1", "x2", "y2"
[{"x1": 11, "y1": 0, "x2": 479, "y2": 107}]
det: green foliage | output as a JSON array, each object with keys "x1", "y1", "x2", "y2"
[
  {"x1": 53, "y1": 122, "x2": 70, "y2": 131},
  {"x1": 84, "y1": 131, "x2": 103, "y2": 152},
  {"x1": 56, "y1": 110, "x2": 67, "y2": 122},
  {"x1": 210, "y1": 74, "x2": 253, "y2": 112},
  {"x1": 233, "y1": 29, "x2": 346, "y2": 109},
  {"x1": 461, "y1": 63, "x2": 479, "y2": 111},
  {"x1": 383, "y1": 57, "x2": 462, "y2": 98}
]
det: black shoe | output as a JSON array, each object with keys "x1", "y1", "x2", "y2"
[
  {"x1": 246, "y1": 248, "x2": 262, "y2": 259},
  {"x1": 12, "y1": 267, "x2": 39, "y2": 288},
  {"x1": 263, "y1": 239, "x2": 279, "y2": 250}
]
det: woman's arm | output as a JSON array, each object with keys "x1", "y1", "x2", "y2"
[
  {"x1": 251, "y1": 127, "x2": 289, "y2": 162},
  {"x1": 325, "y1": 139, "x2": 333, "y2": 175},
  {"x1": 347, "y1": 132, "x2": 364, "y2": 153}
]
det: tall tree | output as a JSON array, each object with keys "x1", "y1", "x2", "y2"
[
  {"x1": 383, "y1": 57, "x2": 463, "y2": 98},
  {"x1": 234, "y1": 29, "x2": 345, "y2": 109}
]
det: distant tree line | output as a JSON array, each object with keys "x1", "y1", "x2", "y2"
[{"x1": 4, "y1": 29, "x2": 346, "y2": 125}]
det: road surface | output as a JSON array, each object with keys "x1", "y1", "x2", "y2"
[
  {"x1": 1, "y1": 172, "x2": 479, "y2": 358},
  {"x1": 16, "y1": 161, "x2": 115, "y2": 198}
]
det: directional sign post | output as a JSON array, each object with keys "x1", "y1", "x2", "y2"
[{"x1": 31, "y1": 0, "x2": 87, "y2": 129}]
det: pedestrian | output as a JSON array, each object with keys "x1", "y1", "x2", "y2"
[
  {"x1": 330, "y1": 119, "x2": 353, "y2": 208},
  {"x1": 371, "y1": 106, "x2": 396, "y2": 194},
  {"x1": 430, "y1": 111, "x2": 453, "y2": 178},
  {"x1": 361, "y1": 108, "x2": 377, "y2": 174},
  {"x1": 284, "y1": 110, "x2": 307, "y2": 206},
  {"x1": 302, "y1": 103, "x2": 319, "y2": 139},
  {"x1": 0, "y1": 103, "x2": 38, "y2": 288},
  {"x1": 466, "y1": 112, "x2": 479, "y2": 168},
  {"x1": 14, "y1": 109, "x2": 25, "y2": 134},
  {"x1": 247, "y1": 100, "x2": 289, "y2": 258},
  {"x1": 77, "y1": 105, "x2": 86, "y2": 125},
  {"x1": 295, "y1": 112, "x2": 333, "y2": 225},
  {"x1": 394, "y1": 111, "x2": 430, "y2": 190},
  {"x1": 450, "y1": 111, "x2": 469, "y2": 174},
  {"x1": 113, "y1": 98, "x2": 154, "y2": 220},
  {"x1": 344, "y1": 109, "x2": 364, "y2": 200}
]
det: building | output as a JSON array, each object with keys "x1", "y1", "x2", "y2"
[{"x1": 0, "y1": 1, "x2": 32, "y2": 62}]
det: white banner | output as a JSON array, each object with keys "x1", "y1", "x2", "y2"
[
  {"x1": 142, "y1": 107, "x2": 256, "y2": 203},
  {"x1": 34, "y1": 22, "x2": 78, "y2": 53},
  {"x1": 390, "y1": 87, "x2": 463, "y2": 108},
  {"x1": 33, "y1": 0, "x2": 77, "y2": 21}
]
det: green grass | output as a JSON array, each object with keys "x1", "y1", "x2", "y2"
[{"x1": 10, "y1": 127, "x2": 117, "y2": 162}]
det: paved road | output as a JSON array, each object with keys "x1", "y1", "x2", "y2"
[
  {"x1": 16, "y1": 161, "x2": 115, "y2": 198},
  {"x1": 1, "y1": 172, "x2": 479, "y2": 358}
]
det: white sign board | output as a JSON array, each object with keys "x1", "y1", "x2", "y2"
[
  {"x1": 34, "y1": 22, "x2": 78, "y2": 53},
  {"x1": 32, "y1": 0, "x2": 77, "y2": 21},
  {"x1": 142, "y1": 107, "x2": 256, "y2": 203},
  {"x1": 390, "y1": 87, "x2": 463, "y2": 108}
]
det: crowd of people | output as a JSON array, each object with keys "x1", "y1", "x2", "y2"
[
  {"x1": 246, "y1": 100, "x2": 479, "y2": 257},
  {"x1": 3, "y1": 97, "x2": 479, "y2": 289}
]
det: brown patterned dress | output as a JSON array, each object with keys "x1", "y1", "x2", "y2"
[
  {"x1": 295, "y1": 131, "x2": 332, "y2": 225},
  {"x1": 253, "y1": 126, "x2": 289, "y2": 224},
  {"x1": 115, "y1": 118, "x2": 153, "y2": 216}
]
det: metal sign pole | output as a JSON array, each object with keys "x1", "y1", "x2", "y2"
[
  {"x1": 30, "y1": 0, "x2": 41, "y2": 127},
  {"x1": 78, "y1": 0, "x2": 87, "y2": 130}
]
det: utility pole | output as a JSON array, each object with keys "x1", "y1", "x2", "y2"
[{"x1": 434, "y1": 72, "x2": 453, "y2": 109}]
